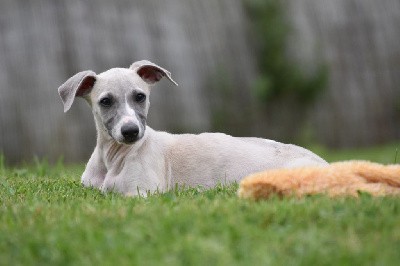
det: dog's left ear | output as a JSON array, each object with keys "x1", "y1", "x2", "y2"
[
  {"x1": 58, "y1": 70, "x2": 97, "y2": 112},
  {"x1": 130, "y1": 60, "x2": 178, "y2": 86}
]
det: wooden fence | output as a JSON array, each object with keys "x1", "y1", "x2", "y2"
[{"x1": 0, "y1": 0, "x2": 399, "y2": 163}]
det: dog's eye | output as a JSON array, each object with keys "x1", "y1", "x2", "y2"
[
  {"x1": 135, "y1": 93, "x2": 146, "y2": 103},
  {"x1": 99, "y1": 97, "x2": 113, "y2": 107}
]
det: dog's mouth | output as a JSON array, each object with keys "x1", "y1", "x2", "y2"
[
  {"x1": 112, "y1": 135, "x2": 142, "y2": 145},
  {"x1": 121, "y1": 136, "x2": 140, "y2": 144}
]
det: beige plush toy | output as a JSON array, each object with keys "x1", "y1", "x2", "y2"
[{"x1": 238, "y1": 161, "x2": 400, "y2": 199}]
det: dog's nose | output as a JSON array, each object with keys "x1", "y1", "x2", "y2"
[{"x1": 121, "y1": 123, "x2": 139, "y2": 143}]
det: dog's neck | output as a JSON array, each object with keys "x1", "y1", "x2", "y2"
[{"x1": 94, "y1": 119, "x2": 150, "y2": 169}]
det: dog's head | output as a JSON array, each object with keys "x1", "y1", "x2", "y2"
[{"x1": 58, "y1": 60, "x2": 177, "y2": 144}]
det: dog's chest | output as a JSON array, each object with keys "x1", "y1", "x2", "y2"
[{"x1": 101, "y1": 141, "x2": 169, "y2": 193}]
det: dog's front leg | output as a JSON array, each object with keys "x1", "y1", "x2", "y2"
[
  {"x1": 102, "y1": 174, "x2": 164, "y2": 197},
  {"x1": 81, "y1": 147, "x2": 106, "y2": 188}
]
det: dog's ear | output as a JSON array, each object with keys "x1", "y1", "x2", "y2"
[
  {"x1": 130, "y1": 60, "x2": 178, "y2": 86},
  {"x1": 58, "y1": 70, "x2": 97, "y2": 112}
]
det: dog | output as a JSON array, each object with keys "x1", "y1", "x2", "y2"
[{"x1": 58, "y1": 60, "x2": 328, "y2": 196}]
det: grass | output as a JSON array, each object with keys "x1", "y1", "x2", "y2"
[
  {"x1": 1, "y1": 143, "x2": 400, "y2": 265},
  {"x1": 312, "y1": 141, "x2": 400, "y2": 164}
]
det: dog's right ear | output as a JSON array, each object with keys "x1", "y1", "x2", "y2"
[
  {"x1": 58, "y1": 70, "x2": 96, "y2": 112},
  {"x1": 130, "y1": 60, "x2": 178, "y2": 86}
]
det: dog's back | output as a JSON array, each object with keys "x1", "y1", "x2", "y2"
[{"x1": 166, "y1": 132, "x2": 328, "y2": 188}]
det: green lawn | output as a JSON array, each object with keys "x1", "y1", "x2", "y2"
[{"x1": 1, "y1": 143, "x2": 400, "y2": 265}]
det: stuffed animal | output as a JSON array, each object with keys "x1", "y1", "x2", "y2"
[{"x1": 238, "y1": 161, "x2": 400, "y2": 199}]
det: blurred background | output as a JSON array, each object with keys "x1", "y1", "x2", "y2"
[{"x1": 0, "y1": 0, "x2": 399, "y2": 164}]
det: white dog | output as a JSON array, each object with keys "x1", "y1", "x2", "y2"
[{"x1": 58, "y1": 60, "x2": 327, "y2": 196}]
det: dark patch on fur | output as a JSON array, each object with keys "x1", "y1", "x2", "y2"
[{"x1": 105, "y1": 117, "x2": 114, "y2": 132}]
